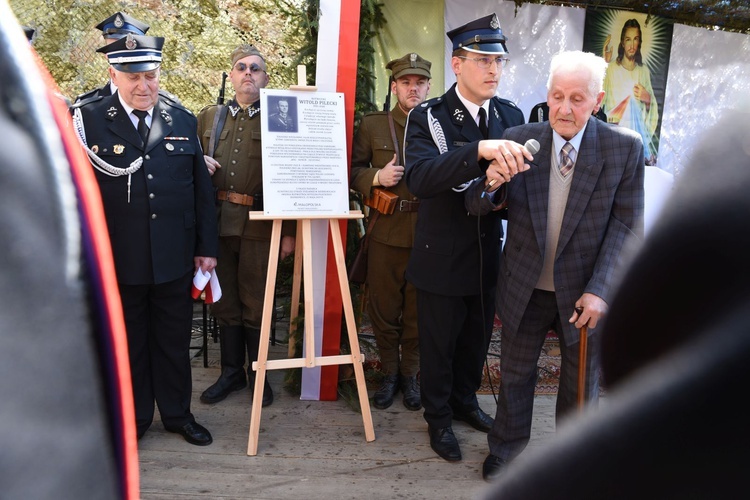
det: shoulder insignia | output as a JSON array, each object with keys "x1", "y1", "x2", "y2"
[
  {"x1": 158, "y1": 89, "x2": 182, "y2": 104},
  {"x1": 159, "y1": 93, "x2": 194, "y2": 116},
  {"x1": 417, "y1": 96, "x2": 442, "y2": 110},
  {"x1": 71, "y1": 94, "x2": 103, "y2": 109},
  {"x1": 493, "y1": 96, "x2": 519, "y2": 108},
  {"x1": 74, "y1": 88, "x2": 99, "y2": 104}
]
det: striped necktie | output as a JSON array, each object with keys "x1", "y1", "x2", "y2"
[{"x1": 560, "y1": 142, "x2": 574, "y2": 177}]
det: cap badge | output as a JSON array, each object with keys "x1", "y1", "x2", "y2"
[
  {"x1": 410, "y1": 53, "x2": 417, "y2": 68},
  {"x1": 490, "y1": 14, "x2": 500, "y2": 29},
  {"x1": 114, "y1": 15, "x2": 124, "y2": 29},
  {"x1": 113, "y1": 144, "x2": 125, "y2": 155},
  {"x1": 125, "y1": 33, "x2": 137, "y2": 50}
]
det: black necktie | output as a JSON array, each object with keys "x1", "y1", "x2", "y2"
[
  {"x1": 133, "y1": 109, "x2": 150, "y2": 143},
  {"x1": 478, "y1": 107, "x2": 488, "y2": 139}
]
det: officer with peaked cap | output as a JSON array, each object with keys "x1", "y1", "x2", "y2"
[
  {"x1": 70, "y1": 33, "x2": 219, "y2": 446},
  {"x1": 349, "y1": 52, "x2": 431, "y2": 414},
  {"x1": 74, "y1": 12, "x2": 155, "y2": 103},
  {"x1": 403, "y1": 13, "x2": 533, "y2": 463}
]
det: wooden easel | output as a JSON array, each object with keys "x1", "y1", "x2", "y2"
[{"x1": 246, "y1": 67, "x2": 374, "y2": 456}]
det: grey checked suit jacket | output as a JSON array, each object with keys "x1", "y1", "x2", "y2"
[{"x1": 466, "y1": 116, "x2": 644, "y2": 346}]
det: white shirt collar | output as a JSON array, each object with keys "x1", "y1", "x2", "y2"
[
  {"x1": 552, "y1": 123, "x2": 587, "y2": 161},
  {"x1": 118, "y1": 93, "x2": 153, "y2": 127},
  {"x1": 455, "y1": 86, "x2": 489, "y2": 125}
]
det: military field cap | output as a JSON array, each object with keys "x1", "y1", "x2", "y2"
[
  {"x1": 23, "y1": 26, "x2": 35, "y2": 42},
  {"x1": 95, "y1": 12, "x2": 150, "y2": 40},
  {"x1": 386, "y1": 53, "x2": 432, "y2": 80},
  {"x1": 231, "y1": 44, "x2": 265, "y2": 67},
  {"x1": 97, "y1": 34, "x2": 164, "y2": 73},
  {"x1": 447, "y1": 13, "x2": 509, "y2": 55}
]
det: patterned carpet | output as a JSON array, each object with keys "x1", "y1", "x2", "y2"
[{"x1": 358, "y1": 315, "x2": 560, "y2": 396}]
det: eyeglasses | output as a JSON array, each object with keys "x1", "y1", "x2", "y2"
[
  {"x1": 234, "y1": 62, "x2": 266, "y2": 75},
  {"x1": 457, "y1": 55, "x2": 509, "y2": 69}
]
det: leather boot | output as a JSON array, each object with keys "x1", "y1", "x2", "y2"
[
  {"x1": 400, "y1": 375, "x2": 422, "y2": 411},
  {"x1": 200, "y1": 325, "x2": 247, "y2": 403},
  {"x1": 245, "y1": 327, "x2": 273, "y2": 407},
  {"x1": 373, "y1": 374, "x2": 399, "y2": 409}
]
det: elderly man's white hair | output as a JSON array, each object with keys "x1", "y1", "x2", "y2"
[{"x1": 547, "y1": 50, "x2": 608, "y2": 97}]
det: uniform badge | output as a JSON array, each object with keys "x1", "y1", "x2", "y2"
[
  {"x1": 452, "y1": 108, "x2": 465, "y2": 122},
  {"x1": 160, "y1": 109, "x2": 171, "y2": 124},
  {"x1": 125, "y1": 33, "x2": 137, "y2": 50},
  {"x1": 228, "y1": 105, "x2": 240, "y2": 117},
  {"x1": 493, "y1": 107, "x2": 500, "y2": 120},
  {"x1": 165, "y1": 143, "x2": 174, "y2": 151},
  {"x1": 490, "y1": 14, "x2": 500, "y2": 29},
  {"x1": 106, "y1": 106, "x2": 118, "y2": 119},
  {"x1": 91, "y1": 145, "x2": 99, "y2": 153},
  {"x1": 113, "y1": 144, "x2": 125, "y2": 154},
  {"x1": 114, "y1": 14, "x2": 124, "y2": 29}
]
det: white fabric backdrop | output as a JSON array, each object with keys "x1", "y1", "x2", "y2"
[{"x1": 443, "y1": 0, "x2": 750, "y2": 177}]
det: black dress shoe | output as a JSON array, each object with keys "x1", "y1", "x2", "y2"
[
  {"x1": 400, "y1": 375, "x2": 422, "y2": 411},
  {"x1": 482, "y1": 454, "x2": 507, "y2": 482},
  {"x1": 453, "y1": 407, "x2": 494, "y2": 433},
  {"x1": 428, "y1": 425, "x2": 462, "y2": 462},
  {"x1": 373, "y1": 374, "x2": 399, "y2": 409},
  {"x1": 164, "y1": 421, "x2": 213, "y2": 446}
]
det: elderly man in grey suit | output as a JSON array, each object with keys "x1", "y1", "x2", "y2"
[{"x1": 465, "y1": 50, "x2": 645, "y2": 481}]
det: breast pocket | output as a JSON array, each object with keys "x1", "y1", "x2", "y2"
[
  {"x1": 249, "y1": 130, "x2": 262, "y2": 160},
  {"x1": 165, "y1": 142, "x2": 196, "y2": 180},
  {"x1": 370, "y1": 135, "x2": 397, "y2": 166}
]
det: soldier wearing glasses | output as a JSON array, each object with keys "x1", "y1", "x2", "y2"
[
  {"x1": 403, "y1": 13, "x2": 529, "y2": 463},
  {"x1": 197, "y1": 45, "x2": 296, "y2": 408}
]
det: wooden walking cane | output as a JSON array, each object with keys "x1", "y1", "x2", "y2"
[{"x1": 576, "y1": 307, "x2": 588, "y2": 410}]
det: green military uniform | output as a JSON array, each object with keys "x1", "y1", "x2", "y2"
[
  {"x1": 197, "y1": 98, "x2": 296, "y2": 329},
  {"x1": 350, "y1": 52, "x2": 431, "y2": 410},
  {"x1": 350, "y1": 104, "x2": 419, "y2": 378}
]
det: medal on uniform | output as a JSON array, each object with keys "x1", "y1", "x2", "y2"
[
  {"x1": 165, "y1": 143, "x2": 174, "y2": 151},
  {"x1": 113, "y1": 144, "x2": 125, "y2": 154}
]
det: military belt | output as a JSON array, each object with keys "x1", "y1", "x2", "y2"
[
  {"x1": 217, "y1": 190, "x2": 254, "y2": 207},
  {"x1": 398, "y1": 200, "x2": 421, "y2": 212}
]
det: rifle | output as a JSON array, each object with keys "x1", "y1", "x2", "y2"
[
  {"x1": 217, "y1": 71, "x2": 228, "y2": 105},
  {"x1": 382, "y1": 75, "x2": 393, "y2": 112}
]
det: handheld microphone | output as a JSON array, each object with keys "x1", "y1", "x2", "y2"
[{"x1": 482, "y1": 138, "x2": 540, "y2": 197}]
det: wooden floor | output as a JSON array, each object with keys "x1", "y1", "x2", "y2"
[{"x1": 137, "y1": 331, "x2": 558, "y2": 499}]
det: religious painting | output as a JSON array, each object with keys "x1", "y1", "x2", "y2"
[{"x1": 584, "y1": 8, "x2": 674, "y2": 166}]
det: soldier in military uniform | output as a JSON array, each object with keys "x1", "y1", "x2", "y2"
[
  {"x1": 197, "y1": 45, "x2": 296, "y2": 407},
  {"x1": 349, "y1": 53, "x2": 431, "y2": 411},
  {"x1": 70, "y1": 34, "x2": 218, "y2": 446},
  {"x1": 74, "y1": 12, "x2": 150, "y2": 104},
  {"x1": 403, "y1": 14, "x2": 528, "y2": 462}
]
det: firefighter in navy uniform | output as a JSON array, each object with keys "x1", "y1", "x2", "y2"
[
  {"x1": 74, "y1": 12, "x2": 181, "y2": 106},
  {"x1": 403, "y1": 13, "x2": 526, "y2": 462},
  {"x1": 70, "y1": 34, "x2": 218, "y2": 445}
]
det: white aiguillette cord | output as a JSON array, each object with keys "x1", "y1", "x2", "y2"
[{"x1": 72, "y1": 108, "x2": 143, "y2": 203}]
